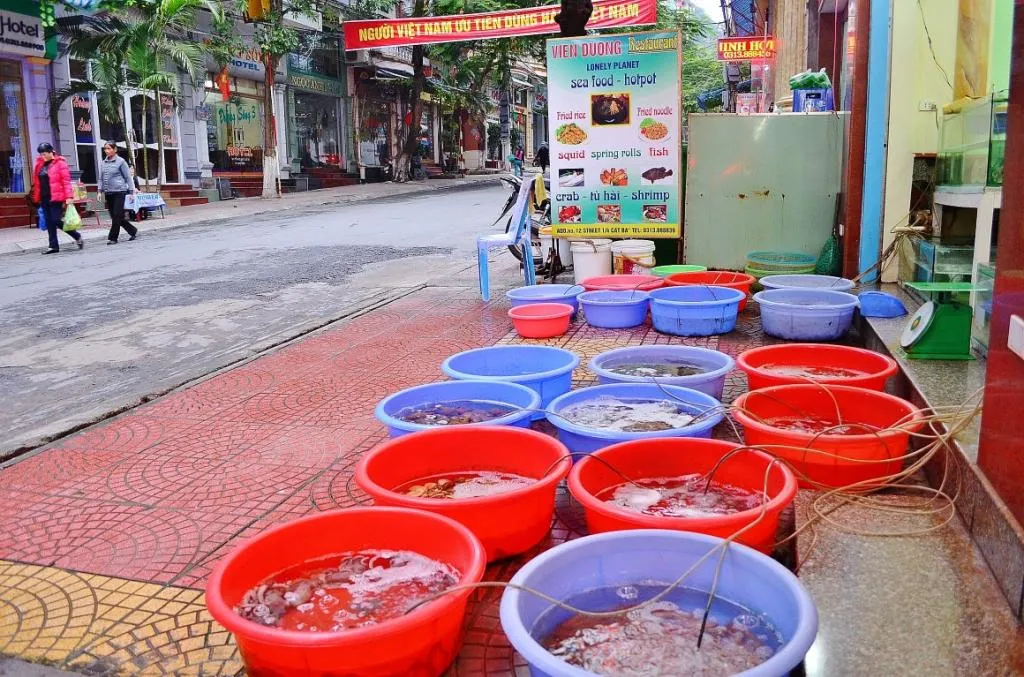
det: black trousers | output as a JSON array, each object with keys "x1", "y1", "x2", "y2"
[
  {"x1": 105, "y1": 191, "x2": 138, "y2": 242},
  {"x1": 44, "y1": 201, "x2": 81, "y2": 251}
]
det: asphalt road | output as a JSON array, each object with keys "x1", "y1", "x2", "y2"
[{"x1": 0, "y1": 183, "x2": 509, "y2": 460}]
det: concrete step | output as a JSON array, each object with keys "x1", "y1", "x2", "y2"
[
  {"x1": 161, "y1": 189, "x2": 200, "y2": 199},
  {"x1": 162, "y1": 196, "x2": 209, "y2": 208},
  {"x1": 0, "y1": 214, "x2": 32, "y2": 228}
]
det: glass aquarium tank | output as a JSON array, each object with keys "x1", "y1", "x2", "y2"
[
  {"x1": 937, "y1": 95, "x2": 1001, "y2": 188},
  {"x1": 972, "y1": 263, "x2": 996, "y2": 357},
  {"x1": 987, "y1": 95, "x2": 1008, "y2": 186}
]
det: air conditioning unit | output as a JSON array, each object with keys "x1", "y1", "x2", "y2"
[{"x1": 346, "y1": 50, "x2": 370, "y2": 64}]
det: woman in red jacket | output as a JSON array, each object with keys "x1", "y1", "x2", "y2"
[{"x1": 32, "y1": 142, "x2": 83, "y2": 254}]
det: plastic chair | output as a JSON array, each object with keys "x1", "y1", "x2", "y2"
[{"x1": 477, "y1": 176, "x2": 536, "y2": 301}]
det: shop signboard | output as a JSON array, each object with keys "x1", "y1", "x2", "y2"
[
  {"x1": 288, "y1": 72, "x2": 342, "y2": 97},
  {"x1": 343, "y1": 0, "x2": 656, "y2": 50},
  {"x1": 547, "y1": 30, "x2": 681, "y2": 239},
  {"x1": 716, "y1": 36, "x2": 776, "y2": 61},
  {"x1": 72, "y1": 92, "x2": 94, "y2": 144},
  {"x1": 0, "y1": 7, "x2": 45, "y2": 57}
]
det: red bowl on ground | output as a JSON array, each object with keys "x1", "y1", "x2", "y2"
[
  {"x1": 356, "y1": 426, "x2": 571, "y2": 561},
  {"x1": 508, "y1": 302, "x2": 573, "y2": 339},
  {"x1": 568, "y1": 438, "x2": 797, "y2": 553},
  {"x1": 664, "y1": 271, "x2": 756, "y2": 310},
  {"x1": 580, "y1": 274, "x2": 664, "y2": 292},
  {"x1": 206, "y1": 507, "x2": 486, "y2": 677},
  {"x1": 733, "y1": 384, "x2": 923, "y2": 489},
  {"x1": 738, "y1": 343, "x2": 899, "y2": 391}
]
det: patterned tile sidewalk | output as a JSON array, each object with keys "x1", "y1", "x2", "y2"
[{"x1": 0, "y1": 284, "x2": 780, "y2": 676}]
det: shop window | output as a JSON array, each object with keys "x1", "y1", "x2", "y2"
[
  {"x1": 293, "y1": 92, "x2": 340, "y2": 167},
  {"x1": 205, "y1": 91, "x2": 264, "y2": 172},
  {"x1": 77, "y1": 145, "x2": 97, "y2": 184},
  {"x1": 129, "y1": 94, "x2": 159, "y2": 145},
  {"x1": 0, "y1": 60, "x2": 29, "y2": 193},
  {"x1": 69, "y1": 59, "x2": 87, "y2": 81}
]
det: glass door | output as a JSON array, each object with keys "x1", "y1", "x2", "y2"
[{"x1": 0, "y1": 60, "x2": 29, "y2": 193}]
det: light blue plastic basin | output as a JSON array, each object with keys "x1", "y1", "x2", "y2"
[
  {"x1": 578, "y1": 290, "x2": 650, "y2": 329},
  {"x1": 375, "y1": 380, "x2": 540, "y2": 438},
  {"x1": 500, "y1": 530, "x2": 819, "y2": 677},
  {"x1": 545, "y1": 382, "x2": 723, "y2": 456},
  {"x1": 442, "y1": 345, "x2": 580, "y2": 421},
  {"x1": 588, "y1": 345, "x2": 735, "y2": 399},
  {"x1": 648, "y1": 285, "x2": 744, "y2": 337},
  {"x1": 754, "y1": 288, "x2": 859, "y2": 341}
]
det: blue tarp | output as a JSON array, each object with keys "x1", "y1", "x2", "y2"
[{"x1": 696, "y1": 79, "x2": 759, "y2": 111}]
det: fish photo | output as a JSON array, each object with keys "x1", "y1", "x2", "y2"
[{"x1": 641, "y1": 167, "x2": 674, "y2": 184}]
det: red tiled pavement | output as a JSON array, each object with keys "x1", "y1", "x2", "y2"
[{"x1": 0, "y1": 283, "x2": 782, "y2": 675}]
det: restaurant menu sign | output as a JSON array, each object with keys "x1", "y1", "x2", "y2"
[{"x1": 547, "y1": 31, "x2": 681, "y2": 238}]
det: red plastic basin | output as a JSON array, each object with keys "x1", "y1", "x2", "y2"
[
  {"x1": 580, "y1": 274, "x2": 664, "y2": 292},
  {"x1": 507, "y1": 302, "x2": 573, "y2": 339},
  {"x1": 356, "y1": 426, "x2": 571, "y2": 561},
  {"x1": 567, "y1": 438, "x2": 797, "y2": 553},
  {"x1": 206, "y1": 507, "x2": 486, "y2": 677},
  {"x1": 738, "y1": 343, "x2": 899, "y2": 391},
  {"x1": 664, "y1": 271, "x2": 756, "y2": 310},
  {"x1": 733, "y1": 384, "x2": 923, "y2": 489}
]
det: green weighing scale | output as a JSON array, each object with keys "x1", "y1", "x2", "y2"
[{"x1": 899, "y1": 282, "x2": 976, "y2": 360}]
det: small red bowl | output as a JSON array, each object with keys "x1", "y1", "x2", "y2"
[
  {"x1": 508, "y1": 302, "x2": 573, "y2": 339},
  {"x1": 356, "y1": 426, "x2": 572, "y2": 561},
  {"x1": 568, "y1": 438, "x2": 797, "y2": 553},
  {"x1": 738, "y1": 343, "x2": 899, "y2": 391}
]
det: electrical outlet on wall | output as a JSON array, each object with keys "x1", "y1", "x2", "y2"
[
  {"x1": 919, "y1": 100, "x2": 937, "y2": 112},
  {"x1": 1009, "y1": 315, "x2": 1024, "y2": 361}
]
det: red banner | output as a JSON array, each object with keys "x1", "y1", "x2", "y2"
[
  {"x1": 343, "y1": 0, "x2": 657, "y2": 50},
  {"x1": 716, "y1": 36, "x2": 777, "y2": 61}
]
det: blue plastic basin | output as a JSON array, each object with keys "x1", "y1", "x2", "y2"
[
  {"x1": 577, "y1": 290, "x2": 650, "y2": 329},
  {"x1": 500, "y1": 530, "x2": 819, "y2": 677},
  {"x1": 375, "y1": 380, "x2": 541, "y2": 438},
  {"x1": 442, "y1": 346, "x2": 580, "y2": 421},
  {"x1": 754, "y1": 288, "x2": 860, "y2": 341},
  {"x1": 858, "y1": 291, "x2": 908, "y2": 318},
  {"x1": 588, "y1": 345, "x2": 735, "y2": 399},
  {"x1": 546, "y1": 383, "x2": 723, "y2": 456},
  {"x1": 760, "y1": 274, "x2": 856, "y2": 292},
  {"x1": 507, "y1": 284, "x2": 585, "y2": 318},
  {"x1": 648, "y1": 285, "x2": 744, "y2": 337}
]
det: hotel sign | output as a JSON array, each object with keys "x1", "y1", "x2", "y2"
[
  {"x1": 0, "y1": 9, "x2": 45, "y2": 57},
  {"x1": 288, "y1": 73, "x2": 342, "y2": 97},
  {"x1": 716, "y1": 36, "x2": 776, "y2": 61}
]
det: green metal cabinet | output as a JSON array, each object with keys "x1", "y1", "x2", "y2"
[{"x1": 684, "y1": 113, "x2": 846, "y2": 270}]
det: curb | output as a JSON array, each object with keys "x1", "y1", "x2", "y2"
[{"x1": 1, "y1": 177, "x2": 505, "y2": 257}]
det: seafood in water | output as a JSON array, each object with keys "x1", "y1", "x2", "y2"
[
  {"x1": 599, "y1": 475, "x2": 763, "y2": 518},
  {"x1": 235, "y1": 550, "x2": 459, "y2": 631},
  {"x1": 396, "y1": 471, "x2": 534, "y2": 499},
  {"x1": 559, "y1": 397, "x2": 695, "y2": 433},
  {"x1": 396, "y1": 400, "x2": 516, "y2": 426}
]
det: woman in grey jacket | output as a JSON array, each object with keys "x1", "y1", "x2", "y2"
[{"x1": 98, "y1": 142, "x2": 138, "y2": 244}]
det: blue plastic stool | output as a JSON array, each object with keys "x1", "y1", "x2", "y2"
[{"x1": 477, "y1": 177, "x2": 536, "y2": 301}]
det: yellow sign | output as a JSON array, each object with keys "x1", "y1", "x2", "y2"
[{"x1": 551, "y1": 223, "x2": 681, "y2": 238}]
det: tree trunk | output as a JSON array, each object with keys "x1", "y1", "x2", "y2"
[
  {"x1": 141, "y1": 95, "x2": 150, "y2": 190},
  {"x1": 394, "y1": 0, "x2": 427, "y2": 182},
  {"x1": 156, "y1": 90, "x2": 165, "y2": 190},
  {"x1": 121, "y1": 114, "x2": 135, "y2": 170},
  {"x1": 262, "y1": 52, "x2": 280, "y2": 198}
]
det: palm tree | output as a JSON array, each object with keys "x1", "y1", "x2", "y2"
[
  {"x1": 48, "y1": 53, "x2": 137, "y2": 169},
  {"x1": 56, "y1": 0, "x2": 216, "y2": 189}
]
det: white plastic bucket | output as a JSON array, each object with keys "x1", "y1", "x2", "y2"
[
  {"x1": 540, "y1": 228, "x2": 575, "y2": 269},
  {"x1": 611, "y1": 239, "x2": 656, "y2": 275},
  {"x1": 570, "y1": 239, "x2": 612, "y2": 284}
]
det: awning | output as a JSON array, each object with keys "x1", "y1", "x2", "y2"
[{"x1": 511, "y1": 78, "x2": 532, "y2": 89}]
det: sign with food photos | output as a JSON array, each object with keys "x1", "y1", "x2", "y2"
[{"x1": 546, "y1": 30, "x2": 681, "y2": 238}]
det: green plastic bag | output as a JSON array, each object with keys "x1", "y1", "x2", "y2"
[{"x1": 62, "y1": 205, "x2": 82, "y2": 232}]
